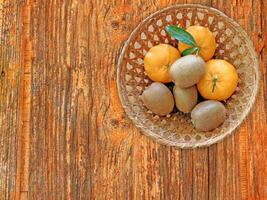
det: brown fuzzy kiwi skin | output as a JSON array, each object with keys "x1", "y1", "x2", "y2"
[
  {"x1": 169, "y1": 55, "x2": 206, "y2": 88},
  {"x1": 141, "y1": 82, "x2": 174, "y2": 116},
  {"x1": 173, "y1": 85, "x2": 198, "y2": 113},
  {"x1": 191, "y1": 100, "x2": 226, "y2": 132}
]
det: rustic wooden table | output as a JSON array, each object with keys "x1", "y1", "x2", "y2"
[{"x1": 0, "y1": 0, "x2": 266, "y2": 199}]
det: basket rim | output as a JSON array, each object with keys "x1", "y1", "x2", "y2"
[{"x1": 116, "y1": 4, "x2": 260, "y2": 149}]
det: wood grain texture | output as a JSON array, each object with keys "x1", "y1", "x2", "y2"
[
  {"x1": 0, "y1": 0, "x2": 23, "y2": 199},
  {"x1": 0, "y1": 0, "x2": 266, "y2": 199}
]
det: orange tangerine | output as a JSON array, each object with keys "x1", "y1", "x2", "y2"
[
  {"x1": 178, "y1": 25, "x2": 216, "y2": 61},
  {"x1": 197, "y1": 59, "x2": 238, "y2": 101},
  {"x1": 144, "y1": 44, "x2": 181, "y2": 83}
]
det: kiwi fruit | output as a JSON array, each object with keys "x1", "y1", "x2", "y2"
[
  {"x1": 169, "y1": 55, "x2": 206, "y2": 88},
  {"x1": 191, "y1": 100, "x2": 226, "y2": 131},
  {"x1": 173, "y1": 85, "x2": 197, "y2": 113},
  {"x1": 141, "y1": 82, "x2": 174, "y2": 116}
]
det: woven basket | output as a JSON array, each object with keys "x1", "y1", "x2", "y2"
[{"x1": 116, "y1": 4, "x2": 260, "y2": 148}]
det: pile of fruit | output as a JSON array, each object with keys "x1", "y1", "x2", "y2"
[{"x1": 141, "y1": 25, "x2": 238, "y2": 132}]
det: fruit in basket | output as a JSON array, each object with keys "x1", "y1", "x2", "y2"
[
  {"x1": 141, "y1": 82, "x2": 174, "y2": 116},
  {"x1": 169, "y1": 55, "x2": 205, "y2": 88},
  {"x1": 173, "y1": 85, "x2": 198, "y2": 113},
  {"x1": 191, "y1": 100, "x2": 226, "y2": 131},
  {"x1": 197, "y1": 59, "x2": 238, "y2": 101},
  {"x1": 178, "y1": 25, "x2": 216, "y2": 61},
  {"x1": 144, "y1": 44, "x2": 181, "y2": 83}
]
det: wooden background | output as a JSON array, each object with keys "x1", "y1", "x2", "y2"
[{"x1": 0, "y1": 0, "x2": 266, "y2": 199}]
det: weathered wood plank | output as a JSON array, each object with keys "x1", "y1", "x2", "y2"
[
  {"x1": 0, "y1": 0, "x2": 23, "y2": 199},
  {"x1": 26, "y1": 0, "x2": 267, "y2": 199},
  {"x1": 0, "y1": 0, "x2": 265, "y2": 199},
  {"x1": 211, "y1": 1, "x2": 267, "y2": 200}
]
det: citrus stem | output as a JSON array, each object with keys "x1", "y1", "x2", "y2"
[
  {"x1": 196, "y1": 47, "x2": 200, "y2": 56},
  {"x1": 212, "y1": 77, "x2": 218, "y2": 93}
]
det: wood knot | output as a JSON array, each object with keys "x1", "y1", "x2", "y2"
[
  {"x1": 110, "y1": 119, "x2": 119, "y2": 127},
  {"x1": 122, "y1": 14, "x2": 131, "y2": 21},
  {"x1": 111, "y1": 21, "x2": 119, "y2": 30}
]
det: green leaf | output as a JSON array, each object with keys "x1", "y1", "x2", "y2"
[
  {"x1": 181, "y1": 46, "x2": 199, "y2": 56},
  {"x1": 165, "y1": 25, "x2": 197, "y2": 46}
]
